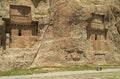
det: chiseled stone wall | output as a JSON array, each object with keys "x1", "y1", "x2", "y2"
[{"x1": 0, "y1": 0, "x2": 120, "y2": 71}]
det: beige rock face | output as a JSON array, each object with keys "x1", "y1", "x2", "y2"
[
  {"x1": 0, "y1": 0, "x2": 120, "y2": 71},
  {"x1": 32, "y1": 0, "x2": 120, "y2": 66}
]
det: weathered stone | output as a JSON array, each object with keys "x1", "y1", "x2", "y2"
[{"x1": 0, "y1": 0, "x2": 120, "y2": 71}]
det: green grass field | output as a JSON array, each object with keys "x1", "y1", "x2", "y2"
[{"x1": 0, "y1": 65, "x2": 120, "y2": 76}]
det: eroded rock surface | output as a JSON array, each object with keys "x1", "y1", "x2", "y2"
[{"x1": 0, "y1": 0, "x2": 120, "y2": 71}]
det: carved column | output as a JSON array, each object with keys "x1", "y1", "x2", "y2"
[{"x1": 6, "y1": 33, "x2": 10, "y2": 49}]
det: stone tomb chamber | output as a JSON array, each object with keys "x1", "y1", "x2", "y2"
[
  {"x1": 3, "y1": 5, "x2": 38, "y2": 48},
  {"x1": 87, "y1": 13, "x2": 108, "y2": 52},
  {"x1": 87, "y1": 13, "x2": 109, "y2": 65}
]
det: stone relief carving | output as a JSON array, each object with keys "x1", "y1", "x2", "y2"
[{"x1": 64, "y1": 48, "x2": 84, "y2": 62}]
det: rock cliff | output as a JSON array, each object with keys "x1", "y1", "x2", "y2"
[{"x1": 0, "y1": 0, "x2": 120, "y2": 71}]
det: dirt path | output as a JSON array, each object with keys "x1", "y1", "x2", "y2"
[{"x1": 0, "y1": 69, "x2": 120, "y2": 79}]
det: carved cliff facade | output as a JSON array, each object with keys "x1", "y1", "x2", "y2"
[
  {"x1": 4, "y1": 5, "x2": 38, "y2": 48},
  {"x1": 0, "y1": 0, "x2": 120, "y2": 71}
]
